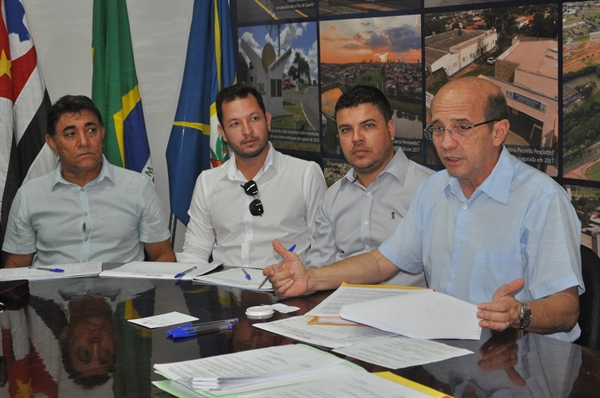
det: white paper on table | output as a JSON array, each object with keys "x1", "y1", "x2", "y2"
[
  {"x1": 333, "y1": 335, "x2": 473, "y2": 369},
  {"x1": 169, "y1": 365, "x2": 364, "y2": 397},
  {"x1": 128, "y1": 311, "x2": 198, "y2": 329},
  {"x1": 340, "y1": 290, "x2": 482, "y2": 340},
  {"x1": 0, "y1": 262, "x2": 102, "y2": 281},
  {"x1": 194, "y1": 268, "x2": 272, "y2": 291},
  {"x1": 307, "y1": 283, "x2": 428, "y2": 317},
  {"x1": 99, "y1": 261, "x2": 220, "y2": 280},
  {"x1": 154, "y1": 344, "x2": 346, "y2": 392},
  {"x1": 239, "y1": 366, "x2": 431, "y2": 398},
  {"x1": 253, "y1": 315, "x2": 396, "y2": 349}
]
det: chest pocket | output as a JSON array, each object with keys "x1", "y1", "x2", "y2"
[{"x1": 470, "y1": 248, "x2": 524, "y2": 303}]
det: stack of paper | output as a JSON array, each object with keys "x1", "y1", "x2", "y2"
[
  {"x1": 154, "y1": 344, "x2": 352, "y2": 395},
  {"x1": 0, "y1": 262, "x2": 102, "y2": 281},
  {"x1": 193, "y1": 268, "x2": 272, "y2": 291},
  {"x1": 100, "y1": 261, "x2": 219, "y2": 280}
]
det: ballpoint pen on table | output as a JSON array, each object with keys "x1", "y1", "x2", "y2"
[
  {"x1": 168, "y1": 321, "x2": 234, "y2": 339},
  {"x1": 242, "y1": 268, "x2": 252, "y2": 281},
  {"x1": 29, "y1": 266, "x2": 64, "y2": 273},
  {"x1": 257, "y1": 244, "x2": 296, "y2": 289},
  {"x1": 166, "y1": 318, "x2": 239, "y2": 335},
  {"x1": 174, "y1": 266, "x2": 197, "y2": 279}
]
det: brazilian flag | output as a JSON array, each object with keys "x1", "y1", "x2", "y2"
[{"x1": 92, "y1": 0, "x2": 152, "y2": 178}]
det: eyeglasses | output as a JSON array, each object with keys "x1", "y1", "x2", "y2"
[
  {"x1": 423, "y1": 119, "x2": 502, "y2": 141},
  {"x1": 240, "y1": 180, "x2": 264, "y2": 216}
]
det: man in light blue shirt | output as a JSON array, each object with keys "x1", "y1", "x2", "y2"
[
  {"x1": 306, "y1": 86, "x2": 433, "y2": 286},
  {"x1": 266, "y1": 77, "x2": 583, "y2": 341},
  {"x1": 2, "y1": 95, "x2": 174, "y2": 267}
]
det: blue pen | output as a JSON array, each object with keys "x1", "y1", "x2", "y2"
[
  {"x1": 174, "y1": 266, "x2": 197, "y2": 279},
  {"x1": 242, "y1": 268, "x2": 252, "y2": 281},
  {"x1": 258, "y1": 244, "x2": 296, "y2": 289},
  {"x1": 30, "y1": 266, "x2": 64, "y2": 273}
]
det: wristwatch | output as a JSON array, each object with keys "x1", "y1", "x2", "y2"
[{"x1": 518, "y1": 300, "x2": 532, "y2": 330}]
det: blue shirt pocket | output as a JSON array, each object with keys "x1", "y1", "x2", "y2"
[{"x1": 470, "y1": 248, "x2": 524, "y2": 303}]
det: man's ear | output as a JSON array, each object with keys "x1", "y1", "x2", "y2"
[
  {"x1": 265, "y1": 111, "x2": 272, "y2": 131},
  {"x1": 387, "y1": 118, "x2": 396, "y2": 141},
  {"x1": 217, "y1": 124, "x2": 227, "y2": 142},
  {"x1": 45, "y1": 135, "x2": 57, "y2": 154},
  {"x1": 493, "y1": 119, "x2": 510, "y2": 146}
]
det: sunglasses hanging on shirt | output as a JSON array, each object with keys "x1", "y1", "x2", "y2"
[{"x1": 241, "y1": 180, "x2": 264, "y2": 216}]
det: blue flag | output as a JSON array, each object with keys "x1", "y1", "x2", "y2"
[{"x1": 166, "y1": 0, "x2": 235, "y2": 225}]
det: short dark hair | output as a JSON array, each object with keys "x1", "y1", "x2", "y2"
[
  {"x1": 47, "y1": 95, "x2": 104, "y2": 138},
  {"x1": 216, "y1": 84, "x2": 266, "y2": 125},
  {"x1": 334, "y1": 85, "x2": 392, "y2": 122},
  {"x1": 484, "y1": 90, "x2": 509, "y2": 131}
]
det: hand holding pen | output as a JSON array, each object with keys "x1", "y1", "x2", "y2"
[{"x1": 258, "y1": 242, "x2": 296, "y2": 289}]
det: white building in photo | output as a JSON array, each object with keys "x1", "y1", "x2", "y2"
[
  {"x1": 425, "y1": 29, "x2": 498, "y2": 77},
  {"x1": 240, "y1": 39, "x2": 292, "y2": 118}
]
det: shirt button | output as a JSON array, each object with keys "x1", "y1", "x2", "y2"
[
  {"x1": 84, "y1": 237, "x2": 88, "y2": 241},
  {"x1": 457, "y1": 238, "x2": 462, "y2": 243},
  {"x1": 367, "y1": 192, "x2": 372, "y2": 196},
  {"x1": 80, "y1": 187, "x2": 84, "y2": 191},
  {"x1": 363, "y1": 221, "x2": 369, "y2": 225},
  {"x1": 84, "y1": 212, "x2": 88, "y2": 216},
  {"x1": 462, "y1": 204, "x2": 467, "y2": 210},
  {"x1": 82, "y1": 260, "x2": 86, "y2": 263},
  {"x1": 452, "y1": 275, "x2": 456, "y2": 280}
]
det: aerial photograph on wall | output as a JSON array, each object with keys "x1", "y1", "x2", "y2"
[
  {"x1": 424, "y1": 4, "x2": 559, "y2": 174},
  {"x1": 563, "y1": 1, "x2": 600, "y2": 182}
]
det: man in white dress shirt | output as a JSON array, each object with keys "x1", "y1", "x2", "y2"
[{"x1": 178, "y1": 84, "x2": 327, "y2": 268}]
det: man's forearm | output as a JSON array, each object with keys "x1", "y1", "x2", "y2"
[
  {"x1": 519, "y1": 286, "x2": 579, "y2": 334},
  {"x1": 307, "y1": 249, "x2": 398, "y2": 292}
]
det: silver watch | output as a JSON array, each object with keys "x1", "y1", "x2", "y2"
[{"x1": 518, "y1": 300, "x2": 532, "y2": 330}]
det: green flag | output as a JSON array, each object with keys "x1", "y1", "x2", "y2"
[{"x1": 92, "y1": 0, "x2": 152, "y2": 176}]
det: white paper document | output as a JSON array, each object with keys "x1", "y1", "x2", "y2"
[
  {"x1": 334, "y1": 335, "x2": 473, "y2": 369},
  {"x1": 0, "y1": 262, "x2": 102, "y2": 281},
  {"x1": 340, "y1": 290, "x2": 482, "y2": 340},
  {"x1": 128, "y1": 311, "x2": 198, "y2": 329},
  {"x1": 253, "y1": 315, "x2": 396, "y2": 349},
  {"x1": 154, "y1": 344, "x2": 346, "y2": 393},
  {"x1": 239, "y1": 367, "x2": 432, "y2": 398},
  {"x1": 194, "y1": 268, "x2": 272, "y2": 291},
  {"x1": 100, "y1": 261, "x2": 219, "y2": 280},
  {"x1": 307, "y1": 283, "x2": 427, "y2": 317}
]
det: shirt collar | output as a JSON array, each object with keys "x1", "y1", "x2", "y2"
[
  {"x1": 226, "y1": 142, "x2": 277, "y2": 181},
  {"x1": 445, "y1": 146, "x2": 513, "y2": 204},
  {"x1": 342, "y1": 149, "x2": 408, "y2": 188},
  {"x1": 51, "y1": 155, "x2": 114, "y2": 189}
]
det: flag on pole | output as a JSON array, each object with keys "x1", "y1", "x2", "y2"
[
  {"x1": 166, "y1": 0, "x2": 236, "y2": 225},
  {"x1": 92, "y1": 0, "x2": 152, "y2": 178},
  {"x1": 0, "y1": 0, "x2": 55, "y2": 265}
]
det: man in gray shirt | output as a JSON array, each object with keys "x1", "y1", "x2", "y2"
[{"x1": 306, "y1": 86, "x2": 433, "y2": 285}]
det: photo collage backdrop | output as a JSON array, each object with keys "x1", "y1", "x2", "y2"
[{"x1": 232, "y1": 0, "x2": 600, "y2": 251}]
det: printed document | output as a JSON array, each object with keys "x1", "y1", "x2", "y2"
[
  {"x1": 0, "y1": 262, "x2": 102, "y2": 281},
  {"x1": 239, "y1": 367, "x2": 432, "y2": 398},
  {"x1": 100, "y1": 261, "x2": 219, "y2": 280},
  {"x1": 333, "y1": 335, "x2": 473, "y2": 369},
  {"x1": 307, "y1": 283, "x2": 428, "y2": 317},
  {"x1": 154, "y1": 344, "x2": 345, "y2": 392},
  {"x1": 253, "y1": 315, "x2": 395, "y2": 349},
  {"x1": 340, "y1": 290, "x2": 482, "y2": 340}
]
